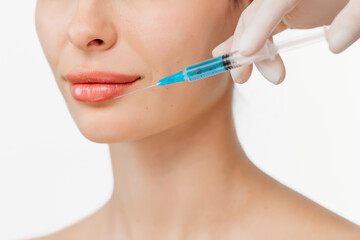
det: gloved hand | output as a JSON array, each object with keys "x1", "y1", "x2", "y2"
[{"x1": 212, "y1": 0, "x2": 359, "y2": 85}]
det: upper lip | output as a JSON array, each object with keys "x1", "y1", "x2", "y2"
[{"x1": 65, "y1": 68, "x2": 141, "y2": 84}]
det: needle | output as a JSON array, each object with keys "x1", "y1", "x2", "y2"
[{"x1": 113, "y1": 83, "x2": 158, "y2": 100}]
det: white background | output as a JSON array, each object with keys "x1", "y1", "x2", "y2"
[{"x1": 0, "y1": 1, "x2": 359, "y2": 239}]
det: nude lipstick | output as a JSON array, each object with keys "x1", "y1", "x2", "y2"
[{"x1": 65, "y1": 69, "x2": 141, "y2": 103}]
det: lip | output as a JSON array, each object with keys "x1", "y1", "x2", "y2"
[{"x1": 65, "y1": 68, "x2": 141, "y2": 102}]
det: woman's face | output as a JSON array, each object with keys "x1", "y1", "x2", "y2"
[{"x1": 35, "y1": 0, "x2": 241, "y2": 143}]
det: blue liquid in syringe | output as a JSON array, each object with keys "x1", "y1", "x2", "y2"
[
  {"x1": 157, "y1": 54, "x2": 233, "y2": 86},
  {"x1": 185, "y1": 55, "x2": 231, "y2": 81}
]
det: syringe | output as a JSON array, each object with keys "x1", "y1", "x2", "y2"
[{"x1": 114, "y1": 26, "x2": 329, "y2": 99}]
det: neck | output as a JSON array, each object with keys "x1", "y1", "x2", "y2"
[{"x1": 107, "y1": 86, "x2": 251, "y2": 239}]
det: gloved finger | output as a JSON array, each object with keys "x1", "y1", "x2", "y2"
[
  {"x1": 229, "y1": 7, "x2": 254, "y2": 84},
  {"x1": 230, "y1": 64, "x2": 253, "y2": 84},
  {"x1": 254, "y1": 36, "x2": 286, "y2": 85},
  {"x1": 212, "y1": 35, "x2": 233, "y2": 57},
  {"x1": 212, "y1": 36, "x2": 254, "y2": 84},
  {"x1": 237, "y1": 0, "x2": 302, "y2": 56},
  {"x1": 327, "y1": 0, "x2": 360, "y2": 54},
  {"x1": 255, "y1": 53, "x2": 286, "y2": 85}
]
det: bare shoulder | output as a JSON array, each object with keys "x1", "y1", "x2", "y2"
[
  {"x1": 252, "y1": 173, "x2": 360, "y2": 239},
  {"x1": 29, "y1": 217, "x2": 91, "y2": 240},
  {"x1": 29, "y1": 202, "x2": 111, "y2": 240},
  {"x1": 30, "y1": 224, "x2": 78, "y2": 240}
]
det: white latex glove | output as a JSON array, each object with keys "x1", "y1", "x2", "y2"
[{"x1": 212, "y1": 0, "x2": 360, "y2": 85}]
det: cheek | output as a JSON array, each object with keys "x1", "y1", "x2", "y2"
[
  {"x1": 124, "y1": 14, "x2": 193, "y2": 79},
  {"x1": 123, "y1": 1, "x2": 231, "y2": 77},
  {"x1": 121, "y1": 2, "x2": 233, "y2": 117},
  {"x1": 35, "y1": 4, "x2": 70, "y2": 73}
]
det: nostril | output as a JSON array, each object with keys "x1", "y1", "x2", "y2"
[{"x1": 87, "y1": 39, "x2": 104, "y2": 47}]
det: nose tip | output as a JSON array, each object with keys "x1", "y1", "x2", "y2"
[{"x1": 67, "y1": 13, "x2": 117, "y2": 52}]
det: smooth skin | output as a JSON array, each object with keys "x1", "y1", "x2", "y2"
[{"x1": 33, "y1": 0, "x2": 360, "y2": 239}]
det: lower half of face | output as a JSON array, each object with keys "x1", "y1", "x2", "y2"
[{"x1": 36, "y1": 0, "x2": 240, "y2": 143}]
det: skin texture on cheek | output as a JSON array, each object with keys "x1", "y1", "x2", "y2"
[
  {"x1": 35, "y1": 1, "x2": 78, "y2": 110},
  {"x1": 116, "y1": 0, "x2": 237, "y2": 128},
  {"x1": 35, "y1": 1, "x2": 72, "y2": 70},
  {"x1": 122, "y1": 0, "x2": 235, "y2": 76}
]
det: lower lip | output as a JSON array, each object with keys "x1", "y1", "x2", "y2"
[{"x1": 70, "y1": 80, "x2": 139, "y2": 103}]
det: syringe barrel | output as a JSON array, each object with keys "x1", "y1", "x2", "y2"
[
  {"x1": 185, "y1": 56, "x2": 228, "y2": 82},
  {"x1": 275, "y1": 26, "x2": 327, "y2": 54},
  {"x1": 185, "y1": 39, "x2": 277, "y2": 82}
]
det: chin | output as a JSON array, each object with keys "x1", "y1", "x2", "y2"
[
  {"x1": 73, "y1": 114, "x2": 137, "y2": 143},
  {"x1": 77, "y1": 125, "x2": 126, "y2": 144},
  {"x1": 79, "y1": 129, "x2": 124, "y2": 144},
  {"x1": 74, "y1": 115, "x2": 165, "y2": 144}
]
